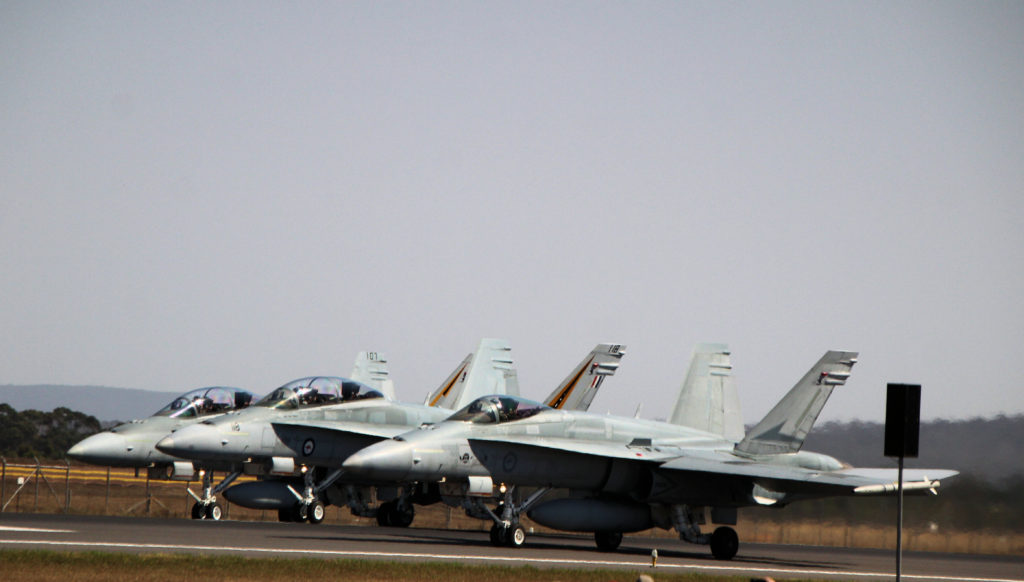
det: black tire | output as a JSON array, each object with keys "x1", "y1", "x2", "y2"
[
  {"x1": 308, "y1": 500, "x2": 326, "y2": 524},
  {"x1": 594, "y1": 531, "x2": 623, "y2": 552},
  {"x1": 390, "y1": 503, "x2": 414, "y2": 528},
  {"x1": 507, "y1": 524, "x2": 526, "y2": 548},
  {"x1": 376, "y1": 501, "x2": 394, "y2": 527},
  {"x1": 190, "y1": 502, "x2": 204, "y2": 520},
  {"x1": 290, "y1": 503, "x2": 308, "y2": 523},
  {"x1": 205, "y1": 502, "x2": 223, "y2": 521},
  {"x1": 710, "y1": 526, "x2": 739, "y2": 560},
  {"x1": 489, "y1": 524, "x2": 505, "y2": 546},
  {"x1": 277, "y1": 508, "x2": 293, "y2": 522}
]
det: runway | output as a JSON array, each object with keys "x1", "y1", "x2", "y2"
[{"x1": 0, "y1": 513, "x2": 1020, "y2": 582}]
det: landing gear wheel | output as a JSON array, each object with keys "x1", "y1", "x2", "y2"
[
  {"x1": 507, "y1": 524, "x2": 526, "y2": 547},
  {"x1": 594, "y1": 531, "x2": 623, "y2": 552},
  {"x1": 710, "y1": 526, "x2": 739, "y2": 560},
  {"x1": 489, "y1": 524, "x2": 507, "y2": 546},
  {"x1": 205, "y1": 502, "x2": 223, "y2": 521},
  {"x1": 308, "y1": 500, "x2": 326, "y2": 524},
  {"x1": 277, "y1": 508, "x2": 293, "y2": 522},
  {"x1": 389, "y1": 503, "x2": 414, "y2": 528},
  {"x1": 376, "y1": 500, "x2": 395, "y2": 527},
  {"x1": 191, "y1": 502, "x2": 204, "y2": 520},
  {"x1": 288, "y1": 503, "x2": 308, "y2": 523}
]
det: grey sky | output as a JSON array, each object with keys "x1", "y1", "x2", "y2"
[{"x1": 2, "y1": 2, "x2": 1022, "y2": 424}]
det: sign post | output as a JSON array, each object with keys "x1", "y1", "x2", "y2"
[{"x1": 884, "y1": 383, "x2": 921, "y2": 582}]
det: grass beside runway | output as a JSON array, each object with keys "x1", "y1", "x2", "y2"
[{"x1": 0, "y1": 548, "x2": 776, "y2": 582}]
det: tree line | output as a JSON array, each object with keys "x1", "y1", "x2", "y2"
[{"x1": 0, "y1": 403, "x2": 102, "y2": 459}]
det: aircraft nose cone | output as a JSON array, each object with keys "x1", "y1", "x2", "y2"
[
  {"x1": 67, "y1": 432, "x2": 128, "y2": 466},
  {"x1": 342, "y1": 441, "x2": 413, "y2": 482},
  {"x1": 156, "y1": 424, "x2": 219, "y2": 459},
  {"x1": 154, "y1": 435, "x2": 177, "y2": 455}
]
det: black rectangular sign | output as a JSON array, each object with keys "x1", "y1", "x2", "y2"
[{"x1": 884, "y1": 383, "x2": 921, "y2": 458}]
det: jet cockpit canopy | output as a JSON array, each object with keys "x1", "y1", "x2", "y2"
[
  {"x1": 448, "y1": 395, "x2": 549, "y2": 424},
  {"x1": 255, "y1": 376, "x2": 385, "y2": 410},
  {"x1": 153, "y1": 386, "x2": 255, "y2": 419}
]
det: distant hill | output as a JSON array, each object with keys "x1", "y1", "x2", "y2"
[
  {"x1": 803, "y1": 415, "x2": 1024, "y2": 483},
  {"x1": 0, "y1": 384, "x2": 183, "y2": 424}
]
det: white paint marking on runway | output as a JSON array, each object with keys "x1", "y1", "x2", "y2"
[
  {"x1": 0, "y1": 538, "x2": 1020, "y2": 582},
  {"x1": 0, "y1": 526, "x2": 74, "y2": 533}
]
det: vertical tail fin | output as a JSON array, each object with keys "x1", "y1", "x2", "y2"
[
  {"x1": 668, "y1": 343, "x2": 744, "y2": 442},
  {"x1": 427, "y1": 339, "x2": 519, "y2": 410},
  {"x1": 543, "y1": 344, "x2": 626, "y2": 411},
  {"x1": 735, "y1": 350, "x2": 859, "y2": 456},
  {"x1": 349, "y1": 351, "x2": 395, "y2": 399},
  {"x1": 425, "y1": 353, "x2": 473, "y2": 407}
]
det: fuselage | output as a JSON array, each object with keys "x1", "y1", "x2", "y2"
[
  {"x1": 343, "y1": 405, "x2": 732, "y2": 484},
  {"x1": 156, "y1": 398, "x2": 452, "y2": 468},
  {"x1": 341, "y1": 394, "x2": 848, "y2": 505},
  {"x1": 67, "y1": 386, "x2": 256, "y2": 469}
]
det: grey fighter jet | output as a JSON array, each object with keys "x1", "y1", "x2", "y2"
[
  {"x1": 66, "y1": 385, "x2": 257, "y2": 518},
  {"x1": 341, "y1": 349, "x2": 958, "y2": 559},
  {"x1": 67, "y1": 385, "x2": 256, "y2": 470},
  {"x1": 155, "y1": 339, "x2": 526, "y2": 524}
]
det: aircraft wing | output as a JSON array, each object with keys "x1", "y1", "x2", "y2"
[
  {"x1": 468, "y1": 435, "x2": 685, "y2": 463},
  {"x1": 468, "y1": 435, "x2": 957, "y2": 503},
  {"x1": 656, "y1": 452, "x2": 958, "y2": 496},
  {"x1": 271, "y1": 419, "x2": 411, "y2": 440}
]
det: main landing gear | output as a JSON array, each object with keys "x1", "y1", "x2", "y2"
[
  {"x1": 484, "y1": 486, "x2": 551, "y2": 548},
  {"x1": 489, "y1": 521, "x2": 527, "y2": 547},
  {"x1": 709, "y1": 526, "x2": 739, "y2": 560},
  {"x1": 277, "y1": 467, "x2": 346, "y2": 524},
  {"x1": 672, "y1": 505, "x2": 739, "y2": 560},
  {"x1": 278, "y1": 498, "x2": 327, "y2": 523},
  {"x1": 594, "y1": 531, "x2": 623, "y2": 552},
  {"x1": 190, "y1": 500, "x2": 222, "y2": 520},
  {"x1": 376, "y1": 499, "x2": 415, "y2": 527},
  {"x1": 187, "y1": 470, "x2": 241, "y2": 521}
]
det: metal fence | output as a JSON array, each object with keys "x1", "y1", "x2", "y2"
[
  {"x1": 1, "y1": 457, "x2": 71, "y2": 513},
  {"x1": 0, "y1": 457, "x2": 204, "y2": 517}
]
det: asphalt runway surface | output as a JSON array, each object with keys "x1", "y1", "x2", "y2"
[{"x1": 1, "y1": 513, "x2": 1021, "y2": 581}]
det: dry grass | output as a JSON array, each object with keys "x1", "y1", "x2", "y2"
[
  {"x1": 0, "y1": 550, "x2": 747, "y2": 582},
  {"x1": 732, "y1": 519, "x2": 1024, "y2": 555}
]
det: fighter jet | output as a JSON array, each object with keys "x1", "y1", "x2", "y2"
[
  {"x1": 341, "y1": 349, "x2": 958, "y2": 560},
  {"x1": 67, "y1": 385, "x2": 256, "y2": 469},
  {"x1": 65, "y1": 385, "x2": 257, "y2": 518},
  {"x1": 155, "y1": 339, "x2": 522, "y2": 524}
]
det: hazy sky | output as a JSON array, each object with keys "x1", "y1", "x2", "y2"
[{"x1": 2, "y1": 2, "x2": 1022, "y2": 424}]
